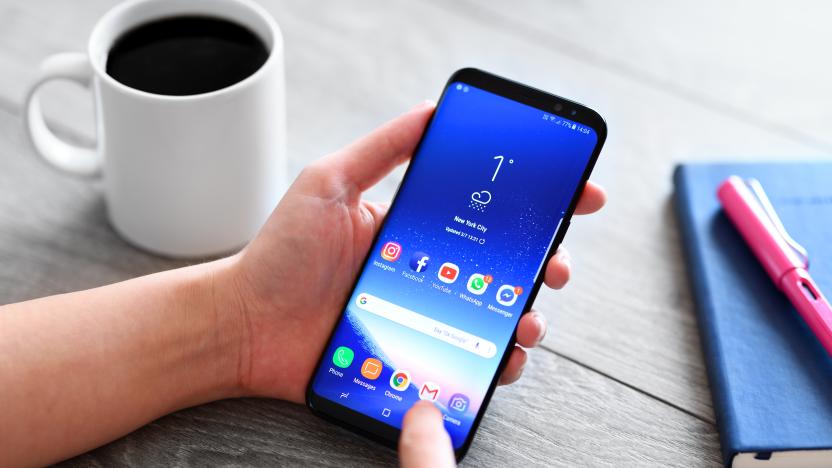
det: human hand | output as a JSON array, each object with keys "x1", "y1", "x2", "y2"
[
  {"x1": 218, "y1": 101, "x2": 606, "y2": 402},
  {"x1": 0, "y1": 99, "x2": 603, "y2": 467}
]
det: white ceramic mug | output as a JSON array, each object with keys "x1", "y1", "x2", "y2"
[{"x1": 23, "y1": 0, "x2": 286, "y2": 258}]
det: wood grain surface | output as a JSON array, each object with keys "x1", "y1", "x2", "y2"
[{"x1": 1, "y1": 1, "x2": 829, "y2": 466}]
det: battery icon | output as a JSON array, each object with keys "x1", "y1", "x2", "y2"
[{"x1": 571, "y1": 124, "x2": 577, "y2": 130}]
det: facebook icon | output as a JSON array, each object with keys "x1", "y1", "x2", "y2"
[{"x1": 409, "y1": 251, "x2": 430, "y2": 273}]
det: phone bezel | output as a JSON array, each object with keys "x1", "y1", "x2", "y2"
[{"x1": 306, "y1": 67, "x2": 607, "y2": 462}]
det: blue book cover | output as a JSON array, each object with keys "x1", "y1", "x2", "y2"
[{"x1": 673, "y1": 162, "x2": 832, "y2": 467}]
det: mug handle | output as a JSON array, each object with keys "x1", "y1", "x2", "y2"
[{"x1": 23, "y1": 52, "x2": 102, "y2": 176}]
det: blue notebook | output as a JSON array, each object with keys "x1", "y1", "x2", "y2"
[{"x1": 673, "y1": 162, "x2": 832, "y2": 467}]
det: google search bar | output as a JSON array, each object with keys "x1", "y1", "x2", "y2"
[{"x1": 355, "y1": 293, "x2": 497, "y2": 359}]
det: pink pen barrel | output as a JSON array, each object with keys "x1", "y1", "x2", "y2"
[
  {"x1": 716, "y1": 176, "x2": 805, "y2": 286},
  {"x1": 780, "y1": 269, "x2": 832, "y2": 355},
  {"x1": 718, "y1": 175, "x2": 832, "y2": 356}
]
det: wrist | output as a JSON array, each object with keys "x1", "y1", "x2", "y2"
[
  {"x1": 195, "y1": 255, "x2": 251, "y2": 401},
  {"x1": 160, "y1": 256, "x2": 250, "y2": 405}
]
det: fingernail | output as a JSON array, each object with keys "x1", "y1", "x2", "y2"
[
  {"x1": 516, "y1": 355, "x2": 528, "y2": 378},
  {"x1": 535, "y1": 313, "x2": 547, "y2": 344},
  {"x1": 559, "y1": 249, "x2": 571, "y2": 268}
]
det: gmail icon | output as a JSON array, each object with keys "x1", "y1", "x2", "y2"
[{"x1": 419, "y1": 381, "x2": 440, "y2": 401}]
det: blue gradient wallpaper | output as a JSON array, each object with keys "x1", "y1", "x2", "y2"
[{"x1": 311, "y1": 82, "x2": 598, "y2": 448}]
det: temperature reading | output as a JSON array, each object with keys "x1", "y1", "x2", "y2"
[
  {"x1": 471, "y1": 154, "x2": 514, "y2": 213},
  {"x1": 491, "y1": 155, "x2": 514, "y2": 182}
]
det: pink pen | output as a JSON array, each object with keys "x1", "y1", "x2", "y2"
[{"x1": 717, "y1": 176, "x2": 832, "y2": 356}]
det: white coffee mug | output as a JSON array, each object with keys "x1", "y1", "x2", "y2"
[{"x1": 23, "y1": 0, "x2": 286, "y2": 258}]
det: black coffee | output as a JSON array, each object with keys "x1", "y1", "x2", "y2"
[{"x1": 106, "y1": 16, "x2": 268, "y2": 96}]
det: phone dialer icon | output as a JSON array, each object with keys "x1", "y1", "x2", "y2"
[{"x1": 332, "y1": 346, "x2": 354, "y2": 368}]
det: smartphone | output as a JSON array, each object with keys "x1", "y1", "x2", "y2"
[{"x1": 306, "y1": 68, "x2": 606, "y2": 460}]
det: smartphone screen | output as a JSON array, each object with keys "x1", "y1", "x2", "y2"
[{"x1": 307, "y1": 69, "x2": 606, "y2": 457}]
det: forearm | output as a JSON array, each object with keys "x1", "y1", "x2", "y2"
[{"x1": 0, "y1": 258, "x2": 243, "y2": 466}]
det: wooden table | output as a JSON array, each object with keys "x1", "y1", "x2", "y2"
[{"x1": 3, "y1": 1, "x2": 831, "y2": 466}]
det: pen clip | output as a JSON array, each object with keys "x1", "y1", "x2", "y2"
[{"x1": 744, "y1": 178, "x2": 810, "y2": 268}]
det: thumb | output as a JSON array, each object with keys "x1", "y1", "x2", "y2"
[
  {"x1": 322, "y1": 101, "x2": 435, "y2": 193},
  {"x1": 399, "y1": 401, "x2": 456, "y2": 468}
]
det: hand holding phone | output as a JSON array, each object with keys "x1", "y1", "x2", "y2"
[
  {"x1": 305, "y1": 69, "x2": 607, "y2": 460},
  {"x1": 0, "y1": 69, "x2": 606, "y2": 466}
]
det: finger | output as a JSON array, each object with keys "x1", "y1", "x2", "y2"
[
  {"x1": 543, "y1": 247, "x2": 570, "y2": 289},
  {"x1": 362, "y1": 200, "x2": 390, "y2": 229},
  {"x1": 399, "y1": 401, "x2": 456, "y2": 468},
  {"x1": 324, "y1": 101, "x2": 435, "y2": 193},
  {"x1": 574, "y1": 181, "x2": 607, "y2": 215},
  {"x1": 498, "y1": 346, "x2": 528, "y2": 386},
  {"x1": 516, "y1": 310, "x2": 547, "y2": 348}
]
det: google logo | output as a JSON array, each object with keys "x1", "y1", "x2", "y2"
[
  {"x1": 358, "y1": 296, "x2": 368, "y2": 305},
  {"x1": 389, "y1": 369, "x2": 411, "y2": 391}
]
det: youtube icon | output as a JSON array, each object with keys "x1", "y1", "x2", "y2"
[{"x1": 438, "y1": 262, "x2": 460, "y2": 284}]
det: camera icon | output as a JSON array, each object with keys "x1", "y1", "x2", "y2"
[{"x1": 448, "y1": 393, "x2": 469, "y2": 414}]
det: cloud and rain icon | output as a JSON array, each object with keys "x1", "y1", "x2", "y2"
[{"x1": 469, "y1": 190, "x2": 492, "y2": 212}]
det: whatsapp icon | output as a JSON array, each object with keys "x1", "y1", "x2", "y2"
[
  {"x1": 332, "y1": 346, "x2": 354, "y2": 368},
  {"x1": 466, "y1": 273, "x2": 489, "y2": 295}
]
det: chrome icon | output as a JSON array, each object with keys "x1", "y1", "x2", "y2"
[{"x1": 389, "y1": 369, "x2": 411, "y2": 391}]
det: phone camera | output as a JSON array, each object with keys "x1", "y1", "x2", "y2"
[
  {"x1": 570, "y1": 109, "x2": 577, "y2": 116},
  {"x1": 554, "y1": 103, "x2": 563, "y2": 112}
]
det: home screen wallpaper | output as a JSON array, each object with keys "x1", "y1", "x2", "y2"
[{"x1": 311, "y1": 81, "x2": 598, "y2": 448}]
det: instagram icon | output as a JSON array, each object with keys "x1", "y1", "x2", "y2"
[{"x1": 380, "y1": 241, "x2": 402, "y2": 262}]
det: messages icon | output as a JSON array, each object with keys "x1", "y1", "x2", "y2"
[{"x1": 360, "y1": 358, "x2": 383, "y2": 380}]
